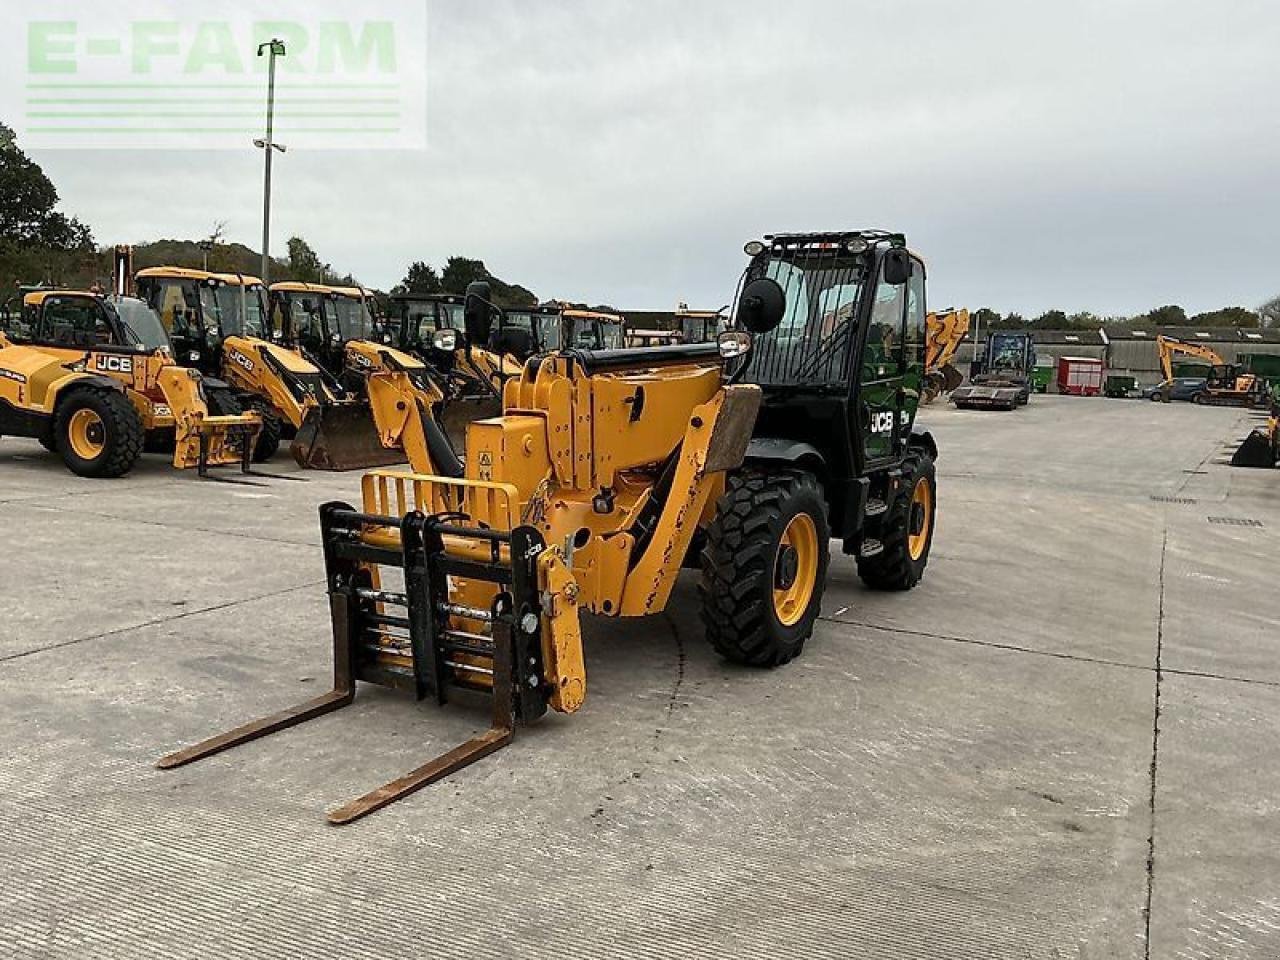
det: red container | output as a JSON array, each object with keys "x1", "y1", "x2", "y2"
[{"x1": 1057, "y1": 356, "x2": 1104, "y2": 396}]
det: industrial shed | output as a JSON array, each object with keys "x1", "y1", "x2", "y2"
[{"x1": 955, "y1": 327, "x2": 1280, "y2": 388}]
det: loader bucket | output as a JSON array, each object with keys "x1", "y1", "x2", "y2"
[
  {"x1": 290, "y1": 403, "x2": 408, "y2": 471},
  {"x1": 1231, "y1": 428, "x2": 1278, "y2": 468},
  {"x1": 940, "y1": 363, "x2": 964, "y2": 393}
]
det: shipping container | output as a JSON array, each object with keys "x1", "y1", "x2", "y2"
[{"x1": 1057, "y1": 356, "x2": 1104, "y2": 396}]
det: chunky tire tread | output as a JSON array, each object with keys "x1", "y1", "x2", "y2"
[
  {"x1": 699, "y1": 468, "x2": 830, "y2": 668},
  {"x1": 55, "y1": 388, "x2": 144, "y2": 478},
  {"x1": 249, "y1": 400, "x2": 282, "y2": 462},
  {"x1": 857, "y1": 447, "x2": 936, "y2": 591}
]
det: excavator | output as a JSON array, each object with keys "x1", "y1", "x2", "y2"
[
  {"x1": 270, "y1": 281, "x2": 453, "y2": 469},
  {"x1": 158, "y1": 229, "x2": 941, "y2": 825},
  {"x1": 1155, "y1": 335, "x2": 1271, "y2": 408},
  {"x1": 921, "y1": 307, "x2": 970, "y2": 404},
  {"x1": 134, "y1": 265, "x2": 350, "y2": 462},
  {"x1": 0, "y1": 266, "x2": 260, "y2": 478}
]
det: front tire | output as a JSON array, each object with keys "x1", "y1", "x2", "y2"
[
  {"x1": 857, "y1": 447, "x2": 937, "y2": 591},
  {"x1": 55, "y1": 388, "x2": 144, "y2": 478},
  {"x1": 699, "y1": 468, "x2": 830, "y2": 667}
]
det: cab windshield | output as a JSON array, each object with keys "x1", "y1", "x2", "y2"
[
  {"x1": 110, "y1": 298, "x2": 170, "y2": 351},
  {"x1": 741, "y1": 251, "x2": 866, "y2": 387},
  {"x1": 439, "y1": 302, "x2": 463, "y2": 329},
  {"x1": 331, "y1": 295, "x2": 375, "y2": 341},
  {"x1": 142, "y1": 278, "x2": 206, "y2": 341},
  {"x1": 215, "y1": 284, "x2": 268, "y2": 339}
]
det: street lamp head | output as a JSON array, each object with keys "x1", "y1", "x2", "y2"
[{"x1": 257, "y1": 39, "x2": 287, "y2": 57}]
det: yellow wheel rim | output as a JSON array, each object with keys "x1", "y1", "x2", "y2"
[
  {"x1": 907, "y1": 476, "x2": 933, "y2": 561},
  {"x1": 68, "y1": 408, "x2": 106, "y2": 461},
  {"x1": 773, "y1": 513, "x2": 819, "y2": 627}
]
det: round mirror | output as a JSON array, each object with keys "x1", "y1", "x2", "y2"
[{"x1": 737, "y1": 278, "x2": 786, "y2": 334}]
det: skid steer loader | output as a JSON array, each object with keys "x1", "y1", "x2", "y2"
[
  {"x1": 0, "y1": 289, "x2": 260, "y2": 477},
  {"x1": 159, "y1": 229, "x2": 939, "y2": 824},
  {"x1": 272, "y1": 282, "x2": 452, "y2": 470},
  {"x1": 134, "y1": 266, "x2": 350, "y2": 462}
]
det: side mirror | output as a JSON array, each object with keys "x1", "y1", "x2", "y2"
[
  {"x1": 717, "y1": 330, "x2": 752, "y2": 359},
  {"x1": 883, "y1": 248, "x2": 912, "y2": 286},
  {"x1": 464, "y1": 281, "x2": 493, "y2": 347},
  {"x1": 738, "y1": 278, "x2": 786, "y2": 333},
  {"x1": 432, "y1": 328, "x2": 458, "y2": 352}
]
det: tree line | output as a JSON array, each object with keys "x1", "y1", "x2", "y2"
[{"x1": 972, "y1": 304, "x2": 1273, "y2": 331}]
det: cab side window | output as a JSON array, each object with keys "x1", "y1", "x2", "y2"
[
  {"x1": 42, "y1": 298, "x2": 114, "y2": 346},
  {"x1": 904, "y1": 259, "x2": 926, "y2": 377},
  {"x1": 864, "y1": 264, "x2": 906, "y2": 380}
]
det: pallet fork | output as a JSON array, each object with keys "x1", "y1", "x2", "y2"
[{"x1": 157, "y1": 501, "x2": 549, "y2": 824}]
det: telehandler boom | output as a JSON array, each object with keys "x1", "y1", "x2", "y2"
[{"x1": 160, "y1": 230, "x2": 940, "y2": 824}]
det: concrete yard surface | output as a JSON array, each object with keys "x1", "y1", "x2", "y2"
[{"x1": 1, "y1": 396, "x2": 1277, "y2": 958}]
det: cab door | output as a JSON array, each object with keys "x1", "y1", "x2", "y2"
[{"x1": 856, "y1": 260, "x2": 908, "y2": 466}]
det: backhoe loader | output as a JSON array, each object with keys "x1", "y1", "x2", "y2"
[
  {"x1": 271, "y1": 282, "x2": 451, "y2": 470},
  {"x1": 135, "y1": 266, "x2": 348, "y2": 462},
  {"x1": 1155, "y1": 336, "x2": 1271, "y2": 408},
  {"x1": 159, "y1": 229, "x2": 939, "y2": 825},
  {"x1": 0, "y1": 289, "x2": 259, "y2": 477},
  {"x1": 921, "y1": 307, "x2": 970, "y2": 404}
]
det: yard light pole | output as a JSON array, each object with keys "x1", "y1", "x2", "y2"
[{"x1": 255, "y1": 38, "x2": 287, "y2": 286}]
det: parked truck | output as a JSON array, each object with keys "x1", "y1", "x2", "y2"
[{"x1": 952, "y1": 332, "x2": 1036, "y2": 410}]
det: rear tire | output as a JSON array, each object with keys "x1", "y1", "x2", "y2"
[
  {"x1": 699, "y1": 468, "x2": 830, "y2": 667},
  {"x1": 249, "y1": 401, "x2": 282, "y2": 462},
  {"x1": 857, "y1": 447, "x2": 937, "y2": 591},
  {"x1": 55, "y1": 388, "x2": 143, "y2": 478}
]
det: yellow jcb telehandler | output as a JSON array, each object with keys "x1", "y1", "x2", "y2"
[
  {"x1": 160, "y1": 230, "x2": 940, "y2": 825},
  {"x1": 0, "y1": 289, "x2": 260, "y2": 478},
  {"x1": 921, "y1": 307, "x2": 970, "y2": 404}
]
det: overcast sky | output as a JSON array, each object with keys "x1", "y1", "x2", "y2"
[{"x1": 30, "y1": 0, "x2": 1280, "y2": 316}]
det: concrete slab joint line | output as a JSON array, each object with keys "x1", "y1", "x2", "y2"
[
  {"x1": 0, "y1": 579, "x2": 323, "y2": 665},
  {"x1": 1143, "y1": 528, "x2": 1168, "y2": 959}
]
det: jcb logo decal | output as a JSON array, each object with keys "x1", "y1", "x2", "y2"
[
  {"x1": 95, "y1": 355, "x2": 133, "y2": 374},
  {"x1": 227, "y1": 350, "x2": 255, "y2": 374},
  {"x1": 870, "y1": 411, "x2": 895, "y2": 434},
  {"x1": 350, "y1": 353, "x2": 374, "y2": 369}
]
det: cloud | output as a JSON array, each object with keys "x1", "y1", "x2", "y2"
[{"x1": 32, "y1": 0, "x2": 1280, "y2": 315}]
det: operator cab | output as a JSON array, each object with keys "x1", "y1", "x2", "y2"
[
  {"x1": 0, "y1": 289, "x2": 169, "y2": 354},
  {"x1": 135, "y1": 268, "x2": 270, "y2": 371},
  {"x1": 270, "y1": 283, "x2": 388, "y2": 376},
  {"x1": 733, "y1": 231, "x2": 927, "y2": 531},
  {"x1": 393, "y1": 293, "x2": 465, "y2": 368}
]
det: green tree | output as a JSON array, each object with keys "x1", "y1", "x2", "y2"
[
  {"x1": 0, "y1": 123, "x2": 93, "y2": 249},
  {"x1": 1189, "y1": 306, "x2": 1259, "y2": 328},
  {"x1": 397, "y1": 260, "x2": 441, "y2": 295},
  {"x1": 439, "y1": 255, "x2": 537, "y2": 307},
  {"x1": 1031, "y1": 309, "x2": 1068, "y2": 329},
  {"x1": 1139, "y1": 304, "x2": 1187, "y2": 326},
  {"x1": 286, "y1": 236, "x2": 328, "y2": 283},
  {"x1": 971, "y1": 307, "x2": 1002, "y2": 329},
  {"x1": 1067, "y1": 311, "x2": 1101, "y2": 330},
  {"x1": 440, "y1": 256, "x2": 489, "y2": 294}
]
